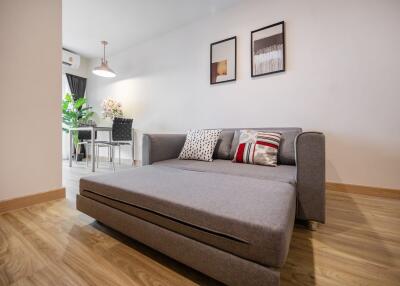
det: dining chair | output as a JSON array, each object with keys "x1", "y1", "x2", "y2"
[
  {"x1": 95, "y1": 117, "x2": 133, "y2": 170},
  {"x1": 76, "y1": 123, "x2": 97, "y2": 166}
]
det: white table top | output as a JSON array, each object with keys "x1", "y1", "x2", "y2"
[{"x1": 68, "y1": 126, "x2": 112, "y2": 132}]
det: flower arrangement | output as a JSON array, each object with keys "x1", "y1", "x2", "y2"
[{"x1": 102, "y1": 98, "x2": 123, "y2": 119}]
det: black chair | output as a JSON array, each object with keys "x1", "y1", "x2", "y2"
[
  {"x1": 76, "y1": 123, "x2": 97, "y2": 166},
  {"x1": 95, "y1": 117, "x2": 133, "y2": 170}
]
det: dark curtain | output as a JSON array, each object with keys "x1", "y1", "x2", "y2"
[
  {"x1": 66, "y1": 73, "x2": 88, "y2": 160},
  {"x1": 66, "y1": 73, "x2": 87, "y2": 100}
]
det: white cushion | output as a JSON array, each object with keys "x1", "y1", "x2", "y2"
[{"x1": 179, "y1": 129, "x2": 222, "y2": 162}]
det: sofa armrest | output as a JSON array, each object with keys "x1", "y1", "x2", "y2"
[
  {"x1": 295, "y1": 132, "x2": 326, "y2": 223},
  {"x1": 142, "y1": 134, "x2": 187, "y2": 165}
]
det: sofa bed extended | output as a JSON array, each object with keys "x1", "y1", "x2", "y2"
[{"x1": 77, "y1": 127, "x2": 325, "y2": 285}]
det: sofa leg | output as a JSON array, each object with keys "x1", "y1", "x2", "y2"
[{"x1": 307, "y1": 221, "x2": 318, "y2": 231}]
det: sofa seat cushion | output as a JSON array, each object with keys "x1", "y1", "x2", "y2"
[
  {"x1": 80, "y1": 166, "x2": 296, "y2": 268},
  {"x1": 153, "y1": 159, "x2": 297, "y2": 185}
]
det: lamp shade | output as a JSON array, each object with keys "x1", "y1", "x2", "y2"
[
  {"x1": 92, "y1": 61, "x2": 116, "y2": 78},
  {"x1": 92, "y1": 41, "x2": 116, "y2": 78}
]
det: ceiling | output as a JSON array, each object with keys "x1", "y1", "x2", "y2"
[{"x1": 62, "y1": 0, "x2": 241, "y2": 58}]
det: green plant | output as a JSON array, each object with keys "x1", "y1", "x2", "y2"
[{"x1": 62, "y1": 93, "x2": 94, "y2": 146}]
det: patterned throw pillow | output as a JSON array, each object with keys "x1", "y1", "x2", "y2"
[
  {"x1": 179, "y1": 129, "x2": 222, "y2": 162},
  {"x1": 233, "y1": 130, "x2": 281, "y2": 167}
]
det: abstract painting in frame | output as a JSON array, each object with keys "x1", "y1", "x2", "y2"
[
  {"x1": 210, "y1": 36, "x2": 236, "y2": 84},
  {"x1": 251, "y1": 21, "x2": 285, "y2": 77}
]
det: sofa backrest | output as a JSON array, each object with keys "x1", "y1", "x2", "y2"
[{"x1": 215, "y1": 127, "x2": 302, "y2": 165}]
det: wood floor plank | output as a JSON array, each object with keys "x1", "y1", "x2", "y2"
[
  {"x1": 4, "y1": 210, "x2": 141, "y2": 286},
  {"x1": 0, "y1": 215, "x2": 48, "y2": 285}
]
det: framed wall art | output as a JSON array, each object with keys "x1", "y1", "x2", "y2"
[
  {"x1": 251, "y1": 21, "x2": 285, "y2": 77},
  {"x1": 210, "y1": 36, "x2": 236, "y2": 84}
]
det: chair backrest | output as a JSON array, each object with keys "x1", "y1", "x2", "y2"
[
  {"x1": 112, "y1": 117, "x2": 133, "y2": 141},
  {"x1": 78, "y1": 122, "x2": 97, "y2": 140}
]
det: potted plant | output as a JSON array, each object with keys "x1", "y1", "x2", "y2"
[{"x1": 62, "y1": 93, "x2": 95, "y2": 157}]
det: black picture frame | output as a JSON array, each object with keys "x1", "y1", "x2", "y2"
[
  {"x1": 210, "y1": 36, "x2": 237, "y2": 85},
  {"x1": 251, "y1": 21, "x2": 285, "y2": 77}
]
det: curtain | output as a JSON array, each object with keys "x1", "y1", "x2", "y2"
[
  {"x1": 66, "y1": 73, "x2": 87, "y2": 100},
  {"x1": 62, "y1": 74, "x2": 71, "y2": 160},
  {"x1": 66, "y1": 73, "x2": 88, "y2": 160}
]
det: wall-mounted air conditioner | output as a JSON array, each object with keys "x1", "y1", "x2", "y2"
[{"x1": 62, "y1": 49, "x2": 80, "y2": 69}]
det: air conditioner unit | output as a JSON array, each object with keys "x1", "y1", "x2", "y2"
[{"x1": 62, "y1": 49, "x2": 80, "y2": 69}]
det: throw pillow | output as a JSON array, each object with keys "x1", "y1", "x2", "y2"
[
  {"x1": 233, "y1": 130, "x2": 281, "y2": 167},
  {"x1": 179, "y1": 129, "x2": 222, "y2": 162}
]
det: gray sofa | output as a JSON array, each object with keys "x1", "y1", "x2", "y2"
[{"x1": 77, "y1": 127, "x2": 325, "y2": 286}]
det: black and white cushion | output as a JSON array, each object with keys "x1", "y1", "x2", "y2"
[{"x1": 179, "y1": 129, "x2": 222, "y2": 162}]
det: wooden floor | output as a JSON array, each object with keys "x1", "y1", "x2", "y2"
[{"x1": 0, "y1": 161, "x2": 399, "y2": 285}]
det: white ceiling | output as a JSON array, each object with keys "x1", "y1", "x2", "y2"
[{"x1": 62, "y1": 0, "x2": 241, "y2": 58}]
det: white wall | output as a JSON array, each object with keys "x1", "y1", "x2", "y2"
[
  {"x1": 86, "y1": 0, "x2": 400, "y2": 190},
  {"x1": 0, "y1": 0, "x2": 62, "y2": 200}
]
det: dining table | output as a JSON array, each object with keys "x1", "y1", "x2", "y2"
[{"x1": 68, "y1": 126, "x2": 134, "y2": 172}]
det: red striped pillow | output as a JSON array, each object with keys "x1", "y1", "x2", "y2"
[{"x1": 233, "y1": 130, "x2": 281, "y2": 167}]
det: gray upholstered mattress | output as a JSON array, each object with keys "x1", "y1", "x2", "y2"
[{"x1": 80, "y1": 165, "x2": 296, "y2": 268}]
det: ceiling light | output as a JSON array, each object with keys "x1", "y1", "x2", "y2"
[{"x1": 92, "y1": 41, "x2": 116, "y2": 78}]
